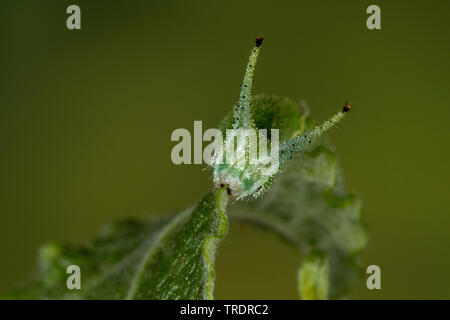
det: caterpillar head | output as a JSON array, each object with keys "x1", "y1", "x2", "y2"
[{"x1": 209, "y1": 37, "x2": 351, "y2": 200}]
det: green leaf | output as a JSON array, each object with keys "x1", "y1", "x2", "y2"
[
  {"x1": 298, "y1": 252, "x2": 329, "y2": 300},
  {"x1": 7, "y1": 94, "x2": 365, "y2": 300},
  {"x1": 227, "y1": 95, "x2": 368, "y2": 299},
  {"x1": 7, "y1": 189, "x2": 229, "y2": 300}
]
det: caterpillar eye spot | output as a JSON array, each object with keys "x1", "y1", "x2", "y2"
[{"x1": 226, "y1": 187, "x2": 232, "y2": 196}]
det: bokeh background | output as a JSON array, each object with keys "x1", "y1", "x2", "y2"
[{"x1": 1, "y1": 0, "x2": 449, "y2": 299}]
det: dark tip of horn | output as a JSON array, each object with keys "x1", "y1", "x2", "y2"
[
  {"x1": 255, "y1": 36, "x2": 264, "y2": 48},
  {"x1": 342, "y1": 101, "x2": 352, "y2": 113}
]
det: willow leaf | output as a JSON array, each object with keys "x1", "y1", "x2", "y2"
[
  {"x1": 7, "y1": 189, "x2": 229, "y2": 300},
  {"x1": 298, "y1": 251, "x2": 329, "y2": 300},
  {"x1": 226, "y1": 95, "x2": 368, "y2": 299}
]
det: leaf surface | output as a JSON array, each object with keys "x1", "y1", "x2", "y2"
[
  {"x1": 7, "y1": 95, "x2": 366, "y2": 300},
  {"x1": 227, "y1": 95, "x2": 368, "y2": 299},
  {"x1": 7, "y1": 189, "x2": 229, "y2": 300}
]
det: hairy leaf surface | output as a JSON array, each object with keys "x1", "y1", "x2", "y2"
[
  {"x1": 227, "y1": 95, "x2": 368, "y2": 299},
  {"x1": 7, "y1": 95, "x2": 366, "y2": 300},
  {"x1": 7, "y1": 190, "x2": 229, "y2": 299}
]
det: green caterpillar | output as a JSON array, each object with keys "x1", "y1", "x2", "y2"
[{"x1": 211, "y1": 36, "x2": 351, "y2": 200}]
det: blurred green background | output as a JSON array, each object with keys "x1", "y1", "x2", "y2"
[{"x1": 1, "y1": 0, "x2": 449, "y2": 299}]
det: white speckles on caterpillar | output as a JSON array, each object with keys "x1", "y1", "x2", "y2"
[{"x1": 210, "y1": 37, "x2": 351, "y2": 200}]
